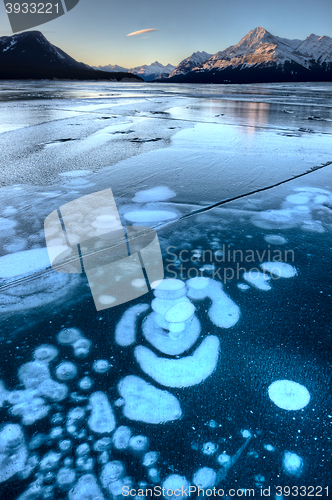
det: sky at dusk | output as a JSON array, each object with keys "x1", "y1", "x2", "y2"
[{"x1": 0, "y1": 0, "x2": 332, "y2": 68}]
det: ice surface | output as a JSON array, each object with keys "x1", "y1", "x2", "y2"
[
  {"x1": 134, "y1": 335, "x2": 219, "y2": 387},
  {"x1": 268, "y1": 380, "x2": 310, "y2": 410},
  {"x1": 117, "y1": 375, "x2": 182, "y2": 423}
]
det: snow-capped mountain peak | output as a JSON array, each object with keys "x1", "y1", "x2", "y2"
[
  {"x1": 168, "y1": 51, "x2": 213, "y2": 77},
  {"x1": 293, "y1": 34, "x2": 332, "y2": 63}
]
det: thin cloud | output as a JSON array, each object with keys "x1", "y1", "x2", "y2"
[{"x1": 127, "y1": 29, "x2": 157, "y2": 37}]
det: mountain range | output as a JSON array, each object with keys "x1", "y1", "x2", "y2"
[
  {"x1": 0, "y1": 31, "x2": 142, "y2": 81},
  {"x1": 94, "y1": 61, "x2": 176, "y2": 82},
  {"x1": 162, "y1": 27, "x2": 332, "y2": 83},
  {"x1": 1, "y1": 27, "x2": 332, "y2": 83}
]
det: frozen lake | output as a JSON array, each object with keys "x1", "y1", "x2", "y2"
[{"x1": 0, "y1": 81, "x2": 332, "y2": 499}]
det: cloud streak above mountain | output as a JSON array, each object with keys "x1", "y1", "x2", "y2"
[{"x1": 127, "y1": 29, "x2": 157, "y2": 37}]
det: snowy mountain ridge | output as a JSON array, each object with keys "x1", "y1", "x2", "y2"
[
  {"x1": 165, "y1": 27, "x2": 332, "y2": 83},
  {"x1": 95, "y1": 61, "x2": 176, "y2": 81}
]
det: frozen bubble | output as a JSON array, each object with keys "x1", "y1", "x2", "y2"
[
  {"x1": 76, "y1": 443, "x2": 90, "y2": 457},
  {"x1": 237, "y1": 283, "x2": 250, "y2": 290},
  {"x1": 0, "y1": 248, "x2": 50, "y2": 278},
  {"x1": 132, "y1": 186, "x2": 176, "y2": 202},
  {"x1": 55, "y1": 362, "x2": 78, "y2": 381},
  {"x1": 165, "y1": 301, "x2": 195, "y2": 323},
  {"x1": 29, "y1": 433, "x2": 47, "y2": 450},
  {"x1": 301, "y1": 221, "x2": 325, "y2": 233},
  {"x1": 49, "y1": 427, "x2": 63, "y2": 440},
  {"x1": 314, "y1": 194, "x2": 328, "y2": 203},
  {"x1": 282, "y1": 451, "x2": 303, "y2": 477},
  {"x1": 162, "y1": 474, "x2": 190, "y2": 500},
  {"x1": 93, "y1": 360, "x2": 110, "y2": 374},
  {"x1": 73, "y1": 338, "x2": 92, "y2": 359},
  {"x1": 57, "y1": 328, "x2": 83, "y2": 345},
  {"x1": 193, "y1": 467, "x2": 217, "y2": 489},
  {"x1": 294, "y1": 205, "x2": 310, "y2": 212},
  {"x1": 56, "y1": 467, "x2": 76, "y2": 491},
  {"x1": 112, "y1": 426, "x2": 132, "y2": 450},
  {"x1": 202, "y1": 442, "x2": 218, "y2": 456},
  {"x1": 264, "y1": 444, "x2": 275, "y2": 452},
  {"x1": 134, "y1": 335, "x2": 219, "y2": 388},
  {"x1": 243, "y1": 271, "x2": 271, "y2": 291},
  {"x1": 129, "y1": 435, "x2": 149, "y2": 453},
  {"x1": 93, "y1": 437, "x2": 112, "y2": 453},
  {"x1": 152, "y1": 278, "x2": 186, "y2": 299},
  {"x1": 151, "y1": 296, "x2": 189, "y2": 316},
  {"x1": 123, "y1": 210, "x2": 177, "y2": 223},
  {"x1": 18, "y1": 362, "x2": 50, "y2": 390},
  {"x1": 68, "y1": 473, "x2": 105, "y2": 500},
  {"x1": 40, "y1": 451, "x2": 61, "y2": 471},
  {"x1": 260, "y1": 262, "x2": 297, "y2": 278},
  {"x1": 131, "y1": 279, "x2": 146, "y2": 288},
  {"x1": 143, "y1": 451, "x2": 159, "y2": 467},
  {"x1": 33, "y1": 345, "x2": 58, "y2": 364},
  {"x1": 148, "y1": 467, "x2": 160, "y2": 483},
  {"x1": 286, "y1": 194, "x2": 310, "y2": 204},
  {"x1": 115, "y1": 303, "x2": 149, "y2": 347},
  {"x1": 251, "y1": 209, "x2": 296, "y2": 230},
  {"x1": 97, "y1": 295, "x2": 117, "y2": 306},
  {"x1": 187, "y1": 279, "x2": 240, "y2": 328},
  {"x1": 168, "y1": 321, "x2": 186, "y2": 333},
  {"x1": 79, "y1": 376, "x2": 93, "y2": 391},
  {"x1": 118, "y1": 375, "x2": 182, "y2": 424},
  {"x1": 241, "y1": 429, "x2": 252, "y2": 438},
  {"x1": 0, "y1": 424, "x2": 28, "y2": 483},
  {"x1": 268, "y1": 380, "x2": 310, "y2": 410},
  {"x1": 187, "y1": 277, "x2": 209, "y2": 290},
  {"x1": 88, "y1": 392, "x2": 116, "y2": 434},
  {"x1": 264, "y1": 234, "x2": 287, "y2": 245},
  {"x1": 39, "y1": 379, "x2": 68, "y2": 402},
  {"x1": 100, "y1": 461, "x2": 125, "y2": 487},
  {"x1": 217, "y1": 452, "x2": 231, "y2": 466}
]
